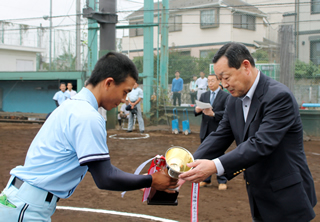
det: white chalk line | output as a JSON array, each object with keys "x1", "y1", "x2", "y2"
[
  {"x1": 109, "y1": 133, "x2": 150, "y2": 140},
  {"x1": 56, "y1": 206, "x2": 178, "y2": 222}
]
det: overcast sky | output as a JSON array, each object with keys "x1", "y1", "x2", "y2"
[{"x1": 0, "y1": 0, "x2": 144, "y2": 38}]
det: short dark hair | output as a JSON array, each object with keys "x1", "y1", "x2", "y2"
[
  {"x1": 208, "y1": 74, "x2": 218, "y2": 80},
  {"x1": 212, "y1": 42, "x2": 255, "y2": 69},
  {"x1": 87, "y1": 52, "x2": 138, "y2": 86},
  {"x1": 175, "y1": 71, "x2": 180, "y2": 74},
  {"x1": 60, "y1": 82, "x2": 66, "y2": 86}
]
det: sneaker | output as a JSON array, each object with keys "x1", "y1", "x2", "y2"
[
  {"x1": 218, "y1": 183, "x2": 227, "y2": 190},
  {"x1": 199, "y1": 182, "x2": 212, "y2": 187},
  {"x1": 127, "y1": 130, "x2": 132, "y2": 133},
  {"x1": 140, "y1": 130, "x2": 144, "y2": 133}
]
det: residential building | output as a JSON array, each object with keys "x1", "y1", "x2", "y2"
[
  {"x1": 0, "y1": 44, "x2": 45, "y2": 71},
  {"x1": 122, "y1": 0, "x2": 268, "y2": 59}
]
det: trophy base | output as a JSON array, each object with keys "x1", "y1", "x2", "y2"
[{"x1": 147, "y1": 190, "x2": 179, "y2": 206}]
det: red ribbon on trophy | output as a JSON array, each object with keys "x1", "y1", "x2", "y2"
[
  {"x1": 142, "y1": 155, "x2": 167, "y2": 202},
  {"x1": 121, "y1": 147, "x2": 199, "y2": 221}
]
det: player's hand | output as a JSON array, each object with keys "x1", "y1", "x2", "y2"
[
  {"x1": 203, "y1": 108, "x2": 214, "y2": 117},
  {"x1": 195, "y1": 106, "x2": 203, "y2": 113},
  {"x1": 179, "y1": 160, "x2": 217, "y2": 183},
  {"x1": 151, "y1": 170, "x2": 178, "y2": 191}
]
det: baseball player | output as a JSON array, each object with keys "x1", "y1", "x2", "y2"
[
  {"x1": 53, "y1": 82, "x2": 70, "y2": 106},
  {"x1": 0, "y1": 52, "x2": 177, "y2": 221}
]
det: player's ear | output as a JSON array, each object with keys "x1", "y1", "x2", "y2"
[{"x1": 103, "y1": 78, "x2": 115, "y2": 90}]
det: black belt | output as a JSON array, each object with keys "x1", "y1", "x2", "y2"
[{"x1": 12, "y1": 177, "x2": 59, "y2": 203}]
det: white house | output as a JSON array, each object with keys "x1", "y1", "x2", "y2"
[
  {"x1": 0, "y1": 44, "x2": 45, "y2": 71},
  {"x1": 122, "y1": 0, "x2": 268, "y2": 59}
]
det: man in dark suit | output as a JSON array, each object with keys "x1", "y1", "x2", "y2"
[
  {"x1": 180, "y1": 42, "x2": 317, "y2": 221},
  {"x1": 195, "y1": 74, "x2": 230, "y2": 190}
]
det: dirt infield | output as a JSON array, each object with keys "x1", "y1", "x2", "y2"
[{"x1": 0, "y1": 123, "x2": 319, "y2": 221}]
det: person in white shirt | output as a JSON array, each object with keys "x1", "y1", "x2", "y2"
[
  {"x1": 195, "y1": 71, "x2": 208, "y2": 100},
  {"x1": 189, "y1": 75, "x2": 198, "y2": 104},
  {"x1": 67, "y1": 83, "x2": 77, "y2": 97},
  {"x1": 53, "y1": 82, "x2": 70, "y2": 107}
]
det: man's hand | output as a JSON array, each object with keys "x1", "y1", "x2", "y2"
[
  {"x1": 195, "y1": 106, "x2": 203, "y2": 113},
  {"x1": 203, "y1": 108, "x2": 215, "y2": 117},
  {"x1": 178, "y1": 160, "x2": 217, "y2": 183},
  {"x1": 151, "y1": 170, "x2": 178, "y2": 191}
]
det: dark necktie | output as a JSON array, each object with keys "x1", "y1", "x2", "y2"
[{"x1": 210, "y1": 91, "x2": 215, "y2": 105}]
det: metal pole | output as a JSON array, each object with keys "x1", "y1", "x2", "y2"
[
  {"x1": 87, "y1": 0, "x2": 98, "y2": 75},
  {"x1": 49, "y1": 0, "x2": 52, "y2": 70},
  {"x1": 142, "y1": 0, "x2": 154, "y2": 116},
  {"x1": 76, "y1": 0, "x2": 81, "y2": 70},
  {"x1": 156, "y1": 0, "x2": 160, "y2": 121},
  {"x1": 160, "y1": 0, "x2": 169, "y2": 91}
]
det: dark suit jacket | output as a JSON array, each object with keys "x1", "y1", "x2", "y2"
[
  {"x1": 194, "y1": 89, "x2": 229, "y2": 141},
  {"x1": 194, "y1": 73, "x2": 317, "y2": 221}
]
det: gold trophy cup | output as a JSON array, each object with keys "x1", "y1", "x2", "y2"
[{"x1": 147, "y1": 146, "x2": 194, "y2": 205}]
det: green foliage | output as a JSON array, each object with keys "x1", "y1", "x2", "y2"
[
  {"x1": 252, "y1": 49, "x2": 269, "y2": 63},
  {"x1": 132, "y1": 49, "x2": 218, "y2": 84},
  {"x1": 168, "y1": 50, "x2": 197, "y2": 83},
  {"x1": 196, "y1": 50, "x2": 217, "y2": 74},
  {"x1": 295, "y1": 60, "x2": 320, "y2": 79},
  {"x1": 52, "y1": 51, "x2": 76, "y2": 71}
]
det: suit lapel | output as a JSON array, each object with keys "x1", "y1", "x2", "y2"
[
  {"x1": 204, "y1": 91, "x2": 210, "y2": 103},
  {"x1": 236, "y1": 98, "x2": 245, "y2": 141},
  {"x1": 242, "y1": 73, "x2": 266, "y2": 141}
]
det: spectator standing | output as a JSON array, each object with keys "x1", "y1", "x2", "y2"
[
  {"x1": 194, "y1": 74, "x2": 230, "y2": 190},
  {"x1": 53, "y1": 82, "x2": 70, "y2": 107},
  {"x1": 171, "y1": 71, "x2": 183, "y2": 106},
  {"x1": 67, "y1": 82, "x2": 77, "y2": 97},
  {"x1": 195, "y1": 71, "x2": 208, "y2": 100},
  {"x1": 189, "y1": 75, "x2": 198, "y2": 104},
  {"x1": 127, "y1": 83, "x2": 145, "y2": 133}
]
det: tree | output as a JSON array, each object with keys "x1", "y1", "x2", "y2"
[{"x1": 252, "y1": 49, "x2": 269, "y2": 63}]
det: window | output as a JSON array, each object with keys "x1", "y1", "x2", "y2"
[
  {"x1": 311, "y1": 0, "x2": 320, "y2": 14},
  {"x1": 16, "y1": 60, "x2": 34, "y2": 71},
  {"x1": 310, "y1": 41, "x2": 320, "y2": 65},
  {"x1": 169, "y1": 15, "x2": 182, "y2": 32},
  {"x1": 200, "y1": 9, "x2": 219, "y2": 28},
  {"x1": 178, "y1": 50, "x2": 190, "y2": 56},
  {"x1": 200, "y1": 49, "x2": 217, "y2": 58},
  {"x1": 233, "y1": 13, "x2": 255, "y2": 31},
  {"x1": 129, "y1": 21, "x2": 144, "y2": 37}
]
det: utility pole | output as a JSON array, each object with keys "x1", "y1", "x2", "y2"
[
  {"x1": 76, "y1": 0, "x2": 81, "y2": 70},
  {"x1": 99, "y1": 0, "x2": 117, "y2": 53},
  {"x1": 99, "y1": 0, "x2": 117, "y2": 129}
]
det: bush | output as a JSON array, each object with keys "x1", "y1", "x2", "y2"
[{"x1": 295, "y1": 60, "x2": 320, "y2": 79}]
